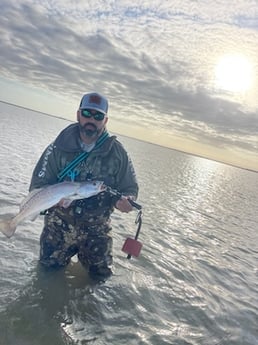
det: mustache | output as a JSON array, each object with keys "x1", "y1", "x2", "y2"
[{"x1": 83, "y1": 123, "x2": 97, "y2": 131}]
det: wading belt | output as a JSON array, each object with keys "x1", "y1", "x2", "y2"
[{"x1": 57, "y1": 131, "x2": 110, "y2": 182}]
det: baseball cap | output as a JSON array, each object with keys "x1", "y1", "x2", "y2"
[{"x1": 79, "y1": 92, "x2": 108, "y2": 115}]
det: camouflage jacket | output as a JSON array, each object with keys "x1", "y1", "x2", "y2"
[{"x1": 29, "y1": 123, "x2": 138, "y2": 218}]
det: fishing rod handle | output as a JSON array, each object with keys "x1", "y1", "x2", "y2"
[
  {"x1": 106, "y1": 186, "x2": 142, "y2": 210},
  {"x1": 128, "y1": 199, "x2": 142, "y2": 210}
]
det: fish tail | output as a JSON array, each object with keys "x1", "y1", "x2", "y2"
[{"x1": 0, "y1": 219, "x2": 16, "y2": 238}]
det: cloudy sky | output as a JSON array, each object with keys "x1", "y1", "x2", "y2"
[{"x1": 0, "y1": 1, "x2": 257, "y2": 171}]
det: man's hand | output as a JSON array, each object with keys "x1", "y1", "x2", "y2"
[{"x1": 115, "y1": 196, "x2": 134, "y2": 213}]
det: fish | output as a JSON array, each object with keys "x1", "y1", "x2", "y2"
[{"x1": 0, "y1": 180, "x2": 105, "y2": 238}]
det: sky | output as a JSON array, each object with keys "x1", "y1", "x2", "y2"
[{"x1": 0, "y1": 1, "x2": 258, "y2": 171}]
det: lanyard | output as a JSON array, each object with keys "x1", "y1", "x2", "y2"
[{"x1": 57, "y1": 131, "x2": 110, "y2": 182}]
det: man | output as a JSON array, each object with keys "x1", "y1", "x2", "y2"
[{"x1": 30, "y1": 92, "x2": 139, "y2": 282}]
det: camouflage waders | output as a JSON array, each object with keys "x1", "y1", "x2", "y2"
[{"x1": 39, "y1": 194, "x2": 115, "y2": 280}]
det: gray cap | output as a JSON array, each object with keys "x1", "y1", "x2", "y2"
[{"x1": 79, "y1": 92, "x2": 108, "y2": 115}]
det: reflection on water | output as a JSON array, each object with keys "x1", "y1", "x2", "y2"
[
  {"x1": 0, "y1": 103, "x2": 258, "y2": 345},
  {"x1": 0, "y1": 260, "x2": 108, "y2": 345}
]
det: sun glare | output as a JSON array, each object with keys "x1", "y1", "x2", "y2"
[{"x1": 214, "y1": 54, "x2": 253, "y2": 93}]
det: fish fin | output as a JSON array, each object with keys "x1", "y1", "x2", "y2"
[
  {"x1": 0, "y1": 219, "x2": 16, "y2": 238},
  {"x1": 59, "y1": 198, "x2": 73, "y2": 208}
]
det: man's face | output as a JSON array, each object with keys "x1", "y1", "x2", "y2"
[{"x1": 77, "y1": 109, "x2": 108, "y2": 139}]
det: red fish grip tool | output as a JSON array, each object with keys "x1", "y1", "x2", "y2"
[{"x1": 106, "y1": 187, "x2": 143, "y2": 259}]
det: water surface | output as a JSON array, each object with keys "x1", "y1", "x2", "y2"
[{"x1": 0, "y1": 102, "x2": 257, "y2": 345}]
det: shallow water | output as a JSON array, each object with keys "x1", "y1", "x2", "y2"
[{"x1": 0, "y1": 102, "x2": 257, "y2": 345}]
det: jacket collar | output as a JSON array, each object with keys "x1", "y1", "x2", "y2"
[{"x1": 54, "y1": 123, "x2": 116, "y2": 153}]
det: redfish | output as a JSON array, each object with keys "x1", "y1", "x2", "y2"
[{"x1": 0, "y1": 181, "x2": 105, "y2": 238}]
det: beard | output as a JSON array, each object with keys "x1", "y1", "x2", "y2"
[{"x1": 78, "y1": 123, "x2": 100, "y2": 139}]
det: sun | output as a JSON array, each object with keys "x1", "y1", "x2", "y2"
[{"x1": 214, "y1": 54, "x2": 253, "y2": 93}]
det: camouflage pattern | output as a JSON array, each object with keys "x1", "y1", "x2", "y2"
[
  {"x1": 29, "y1": 124, "x2": 139, "y2": 280},
  {"x1": 39, "y1": 192, "x2": 116, "y2": 280},
  {"x1": 29, "y1": 127, "x2": 138, "y2": 198}
]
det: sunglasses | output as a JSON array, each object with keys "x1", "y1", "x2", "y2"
[{"x1": 81, "y1": 109, "x2": 105, "y2": 121}]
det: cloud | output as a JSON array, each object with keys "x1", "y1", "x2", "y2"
[{"x1": 0, "y1": 0, "x2": 258, "y2": 166}]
